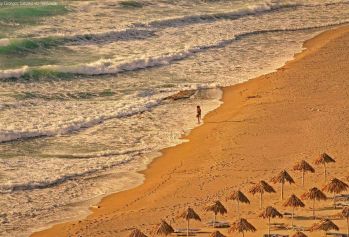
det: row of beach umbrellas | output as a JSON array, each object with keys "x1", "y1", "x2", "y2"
[
  {"x1": 129, "y1": 208, "x2": 349, "y2": 237},
  {"x1": 128, "y1": 153, "x2": 349, "y2": 237}
]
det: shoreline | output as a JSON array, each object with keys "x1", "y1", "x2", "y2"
[{"x1": 31, "y1": 24, "x2": 349, "y2": 237}]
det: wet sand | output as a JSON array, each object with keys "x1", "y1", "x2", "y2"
[{"x1": 31, "y1": 25, "x2": 349, "y2": 237}]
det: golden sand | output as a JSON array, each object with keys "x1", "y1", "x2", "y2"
[{"x1": 31, "y1": 25, "x2": 349, "y2": 237}]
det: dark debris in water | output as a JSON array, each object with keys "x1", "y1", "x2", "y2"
[{"x1": 164, "y1": 90, "x2": 196, "y2": 101}]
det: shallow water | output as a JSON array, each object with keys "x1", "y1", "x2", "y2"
[{"x1": 0, "y1": 0, "x2": 348, "y2": 236}]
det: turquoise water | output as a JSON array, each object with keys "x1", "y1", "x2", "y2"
[{"x1": 0, "y1": 0, "x2": 348, "y2": 236}]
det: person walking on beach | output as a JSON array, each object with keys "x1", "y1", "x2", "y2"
[{"x1": 196, "y1": 105, "x2": 201, "y2": 124}]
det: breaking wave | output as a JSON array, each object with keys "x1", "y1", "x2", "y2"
[
  {"x1": 2, "y1": 20, "x2": 349, "y2": 81},
  {"x1": 0, "y1": 98, "x2": 163, "y2": 143},
  {"x1": 43, "y1": 148, "x2": 146, "y2": 159},
  {"x1": 0, "y1": 66, "x2": 29, "y2": 79},
  {"x1": 142, "y1": 1, "x2": 302, "y2": 28},
  {"x1": 0, "y1": 0, "x2": 293, "y2": 55},
  {"x1": 0, "y1": 152, "x2": 141, "y2": 193},
  {"x1": 0, "y1": 82, "x2": 218, "y2": 143},
  {"x1": 1, "y1": 0, "x2": 347, "y2": 56},
  {"x1": 0, "y1": 29, "x2": 156, "y2": 55}
]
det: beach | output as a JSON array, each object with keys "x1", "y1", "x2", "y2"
[{"x1": 30, "y1": 24, "x2": 349, "y2": 237}]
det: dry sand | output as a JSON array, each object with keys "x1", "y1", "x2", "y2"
[{"x1": 31, "y1": 25, "x2": 349, "y2": 237}]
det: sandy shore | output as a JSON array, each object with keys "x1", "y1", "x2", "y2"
[{"x1": 31, "y1": 25, "x2": 349, "y2": 237}]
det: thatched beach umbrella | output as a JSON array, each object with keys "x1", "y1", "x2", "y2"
[
  {"x1": 179, "y1": 207, "x2": 201, "y2": 237},
  {"x1": 293, "y1": 160, "x2": 315, "y2": 186},
  {"x1": 314, "y1": 153, "x2": 335, "y2": 182},
  {"x1": 128, "y1": 228, "x2": 148, "y2": 237},
  {"x1": 301, "y1": 187, "x2": 327, "y2": 219},
  {"x1": 292, "y1": 231, "x2": 308, "y2": 237},
  {"x1": 283, "y1": 194, "x2": 305, "y2": 226},
  {"x1": 271, "y1": 170, "x2": 295, "y2": 200},
  {"x1": 341, "y1": 207, "x2": 349, "y2": 237},
  {"x1": 209, "y1": 231, "x2": 226, "y2": 237},
  {"x1": 154, "y1": 220, "x2": 174, "y2": 236},
  {"x1": 204, "y1": 200, "x2": 227, "y2": 227},
  {"x1": 228, "y1": 218, "x2": 256, "y2": 237},
  {"x1": 259, "y1": 206, "x2": 283, "y2": 237},
  {"x1": 310, "y1": 219, "x2": 339, "y2": 237},
  {"x1": 249, "y1": 181, "x2": 276, "y2": 209},
  {"x1": 226, "y1": 190, "x2": 250, "y2": 217},
  {"x1": 322, "y1": 178, "x2": 349, "y2": 208}
]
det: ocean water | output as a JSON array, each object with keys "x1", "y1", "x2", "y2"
[{"x1": 0, "y1": 0, "x2": 348, "y2": 236}]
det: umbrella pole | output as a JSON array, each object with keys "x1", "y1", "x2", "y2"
[
  {"x1": 346, "y1": 216, "x2": 349, "y2": 237},
  {"x1": 268, "y1": 216, "x2": 271, "y2": 237},
  {"x1": 260, "y1": 192, "x2": 263, "y2": 209},
  {"x1": 313, "y1": 198, "x2": 315, "y2": 220},
  {"x1": 281, "y1": 182, "x2": 284, "y2": 200},
  {"x1": 333, "y1": 194, "x2": 336, "y2": 209},
  {"x1": 324, "y1": 163, "x2": 327, "y2": 182},
  {"x1": 187, "y1": 219, "x2": 189, "y2": 237},
  {"x1": 302, "y1": 169, "x2": 305, "y2": 187},
  {"x1": 237, "y1": 200, "x2": 240, "y2": 218},
  {"x1": 292, "y1": 206, "x2": 295, "y2": 228},
  {"x1": 213, "y1": 213, "x2": 216, "y2": 228}
]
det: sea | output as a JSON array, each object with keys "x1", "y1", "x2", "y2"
[{"x1": 0, "y1": 0, "x2": 348, "y2": 236}]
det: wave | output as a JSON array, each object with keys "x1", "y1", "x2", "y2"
[
  {"x1": 0, "y1": 81, "x2": 219, "y2": 143},
  {"x1": 1, "y1": 0, "x2": 347, "y2": 56},
  {"x1": 0, "y1": 66, "x2": 29, "y2": 79},
  {"x1": 0, "y1": 37, "x2": 61, "y2": 54},
  {"x1": 15, "y1": 90, "x2": 115, "y2": 100},
  {"x1": 0, "y1": 152, "x2": 141, "y2": 193},
  {"x1": 234, "y1": 20, "x2": 349, "y2": 39},
  {"x1": 134, "y1": 1, "x2": 348, "y2": 29},
  {"x1": 2, "y1": 19, "x2": 348, "y2": 81},
  {"x1": 42, "y1": 148, "x2": 146, "y2": 159},
  {"x1": 0, "y1": 98, "x2": 163, "y2": 143},
  {"x1": 143, "y1": 1, "x2": 301, "y2": 28},
  {"x1": 52, "y1": 20, "x2": 349, "y2": 76},
  {"x1": 0, "y1": 29, "x2": 156, "y2": 55},
  {"x1": 2, "y1": 0, "x2": 296, "y2": 54}
]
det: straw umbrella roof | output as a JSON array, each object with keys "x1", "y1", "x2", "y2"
[
  {"x1": 249, "y1": 181, "x2": 276, "y2": 195},
  {"x1": 128, "y1": 229, "x2": 148, "y2": 237},
  {"x1": 209, "y1": 231, "x2": 226, "y2": 237},
  {"x1": 226, "y1": 190, "x2": 250, "y2": 204},
  {"x1": 315, "y1": 153, "x2": 336, "y2": 165},
  {"x1": 310, "y1": 219, "x2": 339, "y2": 232},
  {"x1": 204, "y1": 200, "x2": 227, "y2": 215},
  {"x1": 179, "y1": 207, "x2": 201, "y2": 221},
  {"x1": 292, "y1": 231, "x2": 308, "y2": 237},
  {"x1": 293, "y1": 160, "x2": 315, "y2": 173},
  {"x1": 322, "y1": 178, "x2": 349, "y2": 194},
  {"x1": 342, "y1": 207, "x2": 349, "y2": 218},
  {"x1": 259, "y1": 206, "x2": 283, "y2": 219},
  {"x1": 228, "y1": 218, "x2": 256, "y2": 234},
  {"x1": 283, "y1": 194, "x2": 305, "y2": 208},
  {"x1": 271, "y1": 170, "x2": 295, "y2": 184},
  {"x1": 301, "y1": 187, "x2": 327, "y2": 201},
  {"x1": 153, "y1": 220, "x2": 174, "y2": 236}
]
